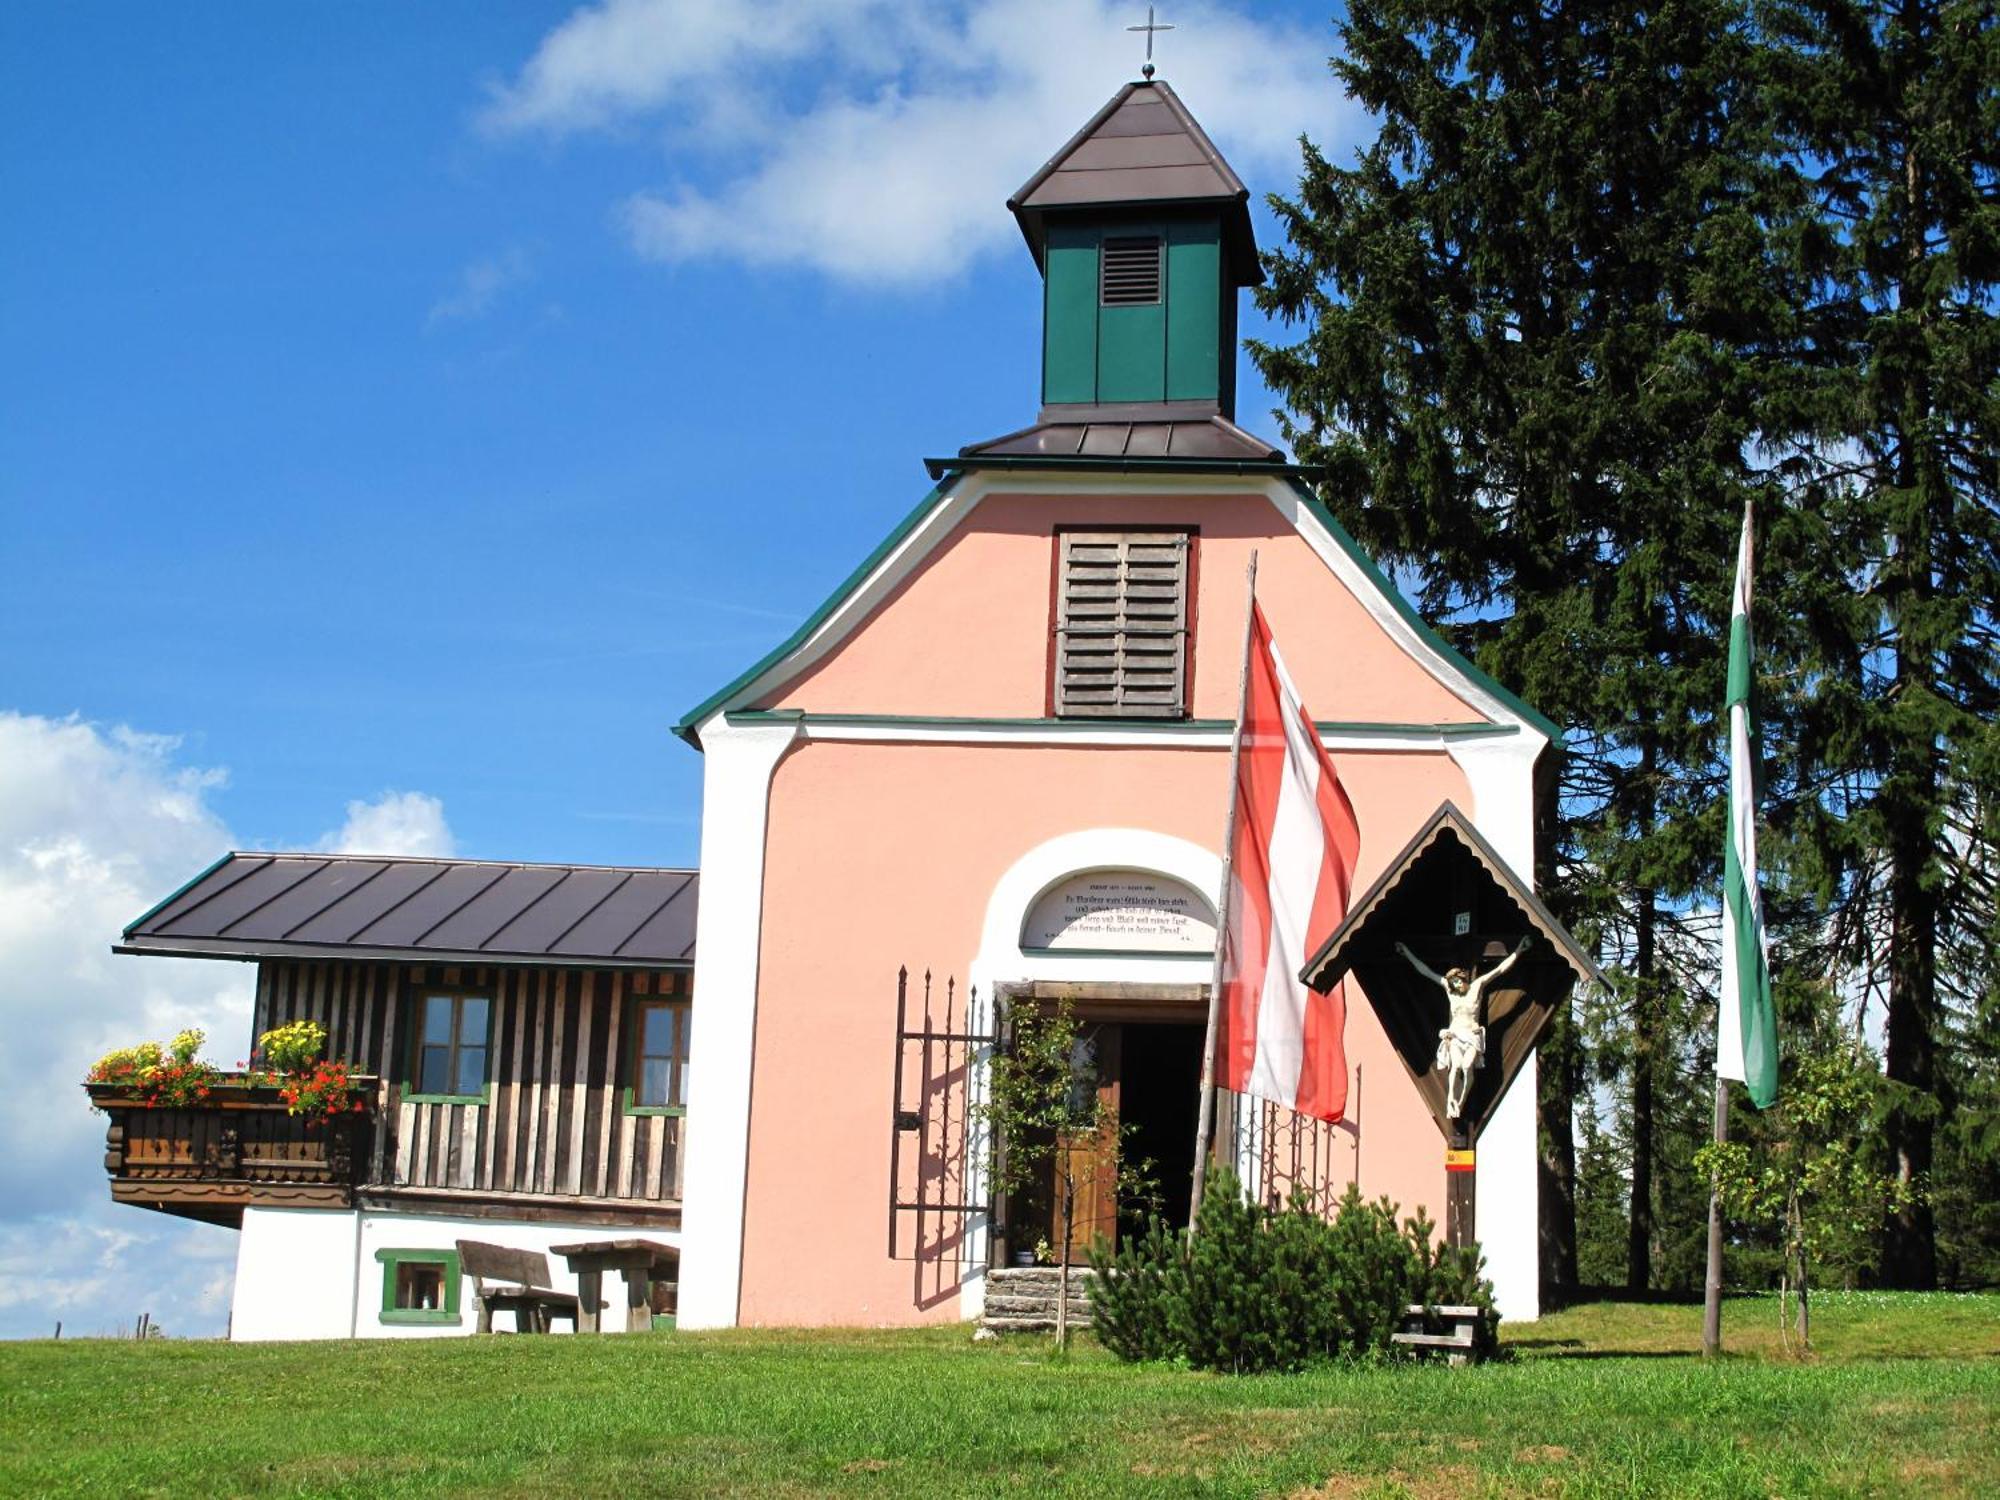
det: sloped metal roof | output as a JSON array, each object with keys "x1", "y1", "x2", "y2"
[
  {"x1": 116, "y1": 853, "x2": 697, "y2": 969},
  {"x1": 955, "y1": 411, "x2": 1284, "y2": 464},
  {"x1": 1007, "y1": 78, "x2": 1261, "y2": 284}
]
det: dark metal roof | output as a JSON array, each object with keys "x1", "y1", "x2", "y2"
[
  {"x1": 1007, "y1": 78, "x2": 1261, "y2": 284},
  {"x1": 954, "y1": 411, "x2": 1284, "y2": 464},
  {"x1": 116, "y1": 853, "x2": 697, "y2": 969}
]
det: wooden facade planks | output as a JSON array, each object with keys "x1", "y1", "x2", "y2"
[{"x1": 253, "y1": 959, "x2": 685, "y2": 1207}]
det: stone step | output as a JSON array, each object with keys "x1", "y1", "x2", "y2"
[
  {"x1": 978, "y1": 1267, "x2": 1100, "y2": 1334},
  {"x1": 983, "y1": 1299, "x2": 1096, "y2": 1319},
  {"x1": 992, "y1": 1272, "x2": 1104, "y2": 1296},
  {"x1": 978, "y1": 1314, "x2": 1095, "y2": 1333}
]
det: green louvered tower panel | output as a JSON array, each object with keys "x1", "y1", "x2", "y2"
[{"x1": 1040, "y1": 216, "x2": 1227, "y2": 409}]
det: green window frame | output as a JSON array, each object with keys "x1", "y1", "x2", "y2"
[
  {"x1": 375, "y1": 1248, "x2": 461, "y2": 1326},
  {"x1": 405, "y1": 987, "x2": 492, "y2": 1105},
  {"x1": 623, "y1": 993, "x2": 691, "y2": 1117}
]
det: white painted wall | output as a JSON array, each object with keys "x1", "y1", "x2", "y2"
[
  {"x1": 232, "y1": 1207, "x2": 362, "y2": 1342},
  {"x1": 230, "y1": 1206, "x2": 682, "y2": 1340},
  {"x1": 675, "y1": 714, "x2": 798, "y2": 1331},
  {"x1": 352, "y1": 1211, "x2": 682, "y2": 1338},
  {"x1": 1451, "y1": 727, "x2": 1548, "y2": 1323}
]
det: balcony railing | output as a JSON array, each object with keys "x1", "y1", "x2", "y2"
[{"x1": 87, "y1": 1078, "x2": 378, "y2": 1228}]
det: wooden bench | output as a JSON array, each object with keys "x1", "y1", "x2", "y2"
[
  {"x1": 1389, "y1": 1303, "x2": 1498, "y2": 1366},
  {"x1": 454, "y1": 1240, "x2": 588, "y2": 1334}
]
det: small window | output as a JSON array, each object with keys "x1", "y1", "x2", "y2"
[
  {"x1": 410, "y1": 991, "x2": 490, "y2": 1102},
  {"x1": 1053, "y1": 530, "x2": 1193, "y2": 718},
  {"x1": 627, "y1": 996, "x2": 691, "y2": 1115},
  {"x1": 1100, "y1": 235, "x2": 1162, "y2": 305},
  {"x1": 376, "y1": 1248, "x2": 461, "y2": 1326}
]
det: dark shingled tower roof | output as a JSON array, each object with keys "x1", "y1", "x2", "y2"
[
  {"x1": 116, "y1": 852, "x2": 697, "y2": 969},
  {"x1": 1007, "y1": 77, "x2": 1260, "y2": 284}
]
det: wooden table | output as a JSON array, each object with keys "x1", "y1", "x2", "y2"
[{"x1": 551, "y1": 1239, "x2": 678, "y2": 1333}]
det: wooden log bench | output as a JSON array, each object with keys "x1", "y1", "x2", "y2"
[
  {"x1": 1389, "y1": 1303, "x2": 1498, "y2": 1366},
  {"x1": 455, "y1": 1240, "x2": 589, "y2": 1334}
]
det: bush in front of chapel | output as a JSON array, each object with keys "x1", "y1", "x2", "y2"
[{"x1": 1088, "y1": 1169, "x2": 1495, "y2": 1373}]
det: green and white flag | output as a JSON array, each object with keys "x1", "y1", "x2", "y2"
[{"x1": 1718, "y1": 500, "x2": 1778, "y2": 1108}]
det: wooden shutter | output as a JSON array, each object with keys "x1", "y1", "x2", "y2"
[{"x1": 1054, "y1": 531, "x2": 1191, "y2": 717}]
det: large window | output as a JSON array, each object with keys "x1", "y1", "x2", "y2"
[
  {"x1": 411, "y1": 990, "x2": 490, "y2": 1102},
  {"x1": 1052, "y1": 529, "x2": 1193, "y2": 718},
  {"x1": 626, "y1": 996, "x2": 690, "y2": 1116}
]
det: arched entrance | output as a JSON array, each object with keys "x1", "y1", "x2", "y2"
[{"x1": 969, "y1": 833, "x2": 1223, "y2": 1271}]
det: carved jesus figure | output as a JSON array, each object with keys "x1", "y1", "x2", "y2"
[{"x1": 1394, "y1": 935, "x2": 1533, "y2": 1120}]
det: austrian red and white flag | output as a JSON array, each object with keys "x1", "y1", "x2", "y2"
[{"x1": 1217, "y1": 605, "x2": 1361, "y2": 1122}]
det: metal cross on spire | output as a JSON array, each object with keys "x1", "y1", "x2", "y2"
[{"x1": 1127, "y1": 5, "x2": 1174, "y2": 79}]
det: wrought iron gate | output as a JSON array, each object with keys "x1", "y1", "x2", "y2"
[{"x1": 887, "y1": 967, "x2": 996, "y2": 1261}]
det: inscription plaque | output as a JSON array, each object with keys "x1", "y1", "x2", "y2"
[{"x1": 1021, "y1": 869, "x2": 1216, "y2": 955}]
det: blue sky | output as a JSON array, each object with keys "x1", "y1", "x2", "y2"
[{"x1": 0, "y1": 0, "x2": 1359, "y2": 1337}]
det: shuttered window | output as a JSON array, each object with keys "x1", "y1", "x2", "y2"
[
  {"x1": 1053, "y1": 530, "x2": 1192, "y2": 718},
  {"x1": 1099, "y1": 235, "x2": 1163, "y2": 305}
]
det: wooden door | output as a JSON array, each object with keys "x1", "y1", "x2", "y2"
[{"x1": 1055, "y1": 1024, "x2": 1122, "y2": 1258}]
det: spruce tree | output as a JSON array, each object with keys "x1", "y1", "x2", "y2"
[
  {"x1": 1252, "y1": 0, "x2": 1796, "y2": 1294},
  {"x1": 1753, "y1": 0, "x2": 1999, "y2": 1287}
]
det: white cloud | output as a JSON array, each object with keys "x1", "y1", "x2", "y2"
[
  {"x1": 0, "y1": 713, "x2": 252, "y2": 1337},
  {"x1": 0, "y1": 713, "x2": 457, "y2": 1337},
  {"x1": 321, "y1": 790, "x2": 456, "y2": 858},
  {"x1": 484, "y1": 0, "x2": 1355, "y2": 286},
  {"x1": 426, "y1": 248, "x2": 533, "y2": 327}
]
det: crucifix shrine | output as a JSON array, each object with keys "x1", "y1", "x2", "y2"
[{"x1": 1302, "y1": 803, "x2": 1602, "y2": 1249}]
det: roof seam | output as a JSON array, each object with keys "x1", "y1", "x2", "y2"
[
  {"x1": 407, "y1": 864, "x2": 511, "y2": 948},
  {"x1": 612, "y1": 878, "x2": 693, "y2": 959},
  {"x1": 340, "y1": 861, "x2": 454, "y2": 944},
  {"x1": 278, "y1": 859, "x2": 392, "y2": 940},
  {"x1": 546, "y1": 871, "x2": 634, "y2": 955},
  {"x1": 480, "y1": 869, "x2": 570, "y2": 952},
  {"x1": 213, "y1": 860, "x2": 324, "y2": 939}
]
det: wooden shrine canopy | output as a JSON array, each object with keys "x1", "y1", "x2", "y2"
[{"x1": 1300, "y1": 803, "x2": 1603, "y2": 1145}]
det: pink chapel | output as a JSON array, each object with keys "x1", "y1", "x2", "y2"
[{"x1": 100, "y1": 77, "x2": 1576, "y2": 1339}]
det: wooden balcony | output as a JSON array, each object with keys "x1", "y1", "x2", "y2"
[{"x1": 88, "y1": 1079, "x2": 377, "y2": 1228}]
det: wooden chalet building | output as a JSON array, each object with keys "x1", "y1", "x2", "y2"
[{"x1": 106, "y1": 853, "x2": 694, "y2": 1340}]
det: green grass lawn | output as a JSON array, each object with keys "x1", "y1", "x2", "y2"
[{"x1": 2, "y1": 1293, "x2": 1994, "y2": 1498}]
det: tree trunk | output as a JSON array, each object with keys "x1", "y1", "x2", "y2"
[
  {"x1": 1792, "y1": 1191, "x2": 1810, "y2": 1353},
  {"x1": 1055, "y1": 1170, "x2": 1072, "y2": 1350},
  {"x1": 1882, "y1": 746, "x2": 1941, "y2": 1288},
  {"x1": 1536, "y1": 786, "x2": 1580, "y2": 1303},
  {"x1": 1628, "y1": 889, "x2": 1657, "y2": 1294},
  {"x1": 1877, "y1": 118, "x2": 1943, "y2": 1289}
]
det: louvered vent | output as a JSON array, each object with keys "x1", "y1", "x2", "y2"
[
  {"x1": 1054, "y1": 531, "x2": 1191, "y2": 718},
  {"x1": 1099, "y1": 235, "x2": 1163, "y2": 306}
]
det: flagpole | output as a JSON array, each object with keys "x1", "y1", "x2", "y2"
[
  {"x1": 1702, "y1": 1078, "x2": 1728, "y2": 1357},
  {"x1": 1189, "y1": 550, "x2": 1258, "y2": 1229},
  {"x1": 1707, "y1": 495, "x2": 1768, "y2": 1359}
]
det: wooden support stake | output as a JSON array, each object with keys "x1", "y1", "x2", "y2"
[{"x1": 1702, "y1": 1078, "x2": 1729, "y2": 1358}]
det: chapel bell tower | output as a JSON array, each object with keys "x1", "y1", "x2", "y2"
[{"x1": 1007, "y1": 79, "x2": 1263, "y2": 423}]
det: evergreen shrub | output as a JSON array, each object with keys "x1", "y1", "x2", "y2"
[{"x1": 1088, "y1": 1168, "x2": 1495, "y2": 1372}]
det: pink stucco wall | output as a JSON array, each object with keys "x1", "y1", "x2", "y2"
[
  {"x1": 764, "y1": 491, "x2": 1487, "y2": 725},
  {"x1": 736, "y1": 737, "x2": 1471, "y2": 1326}
]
